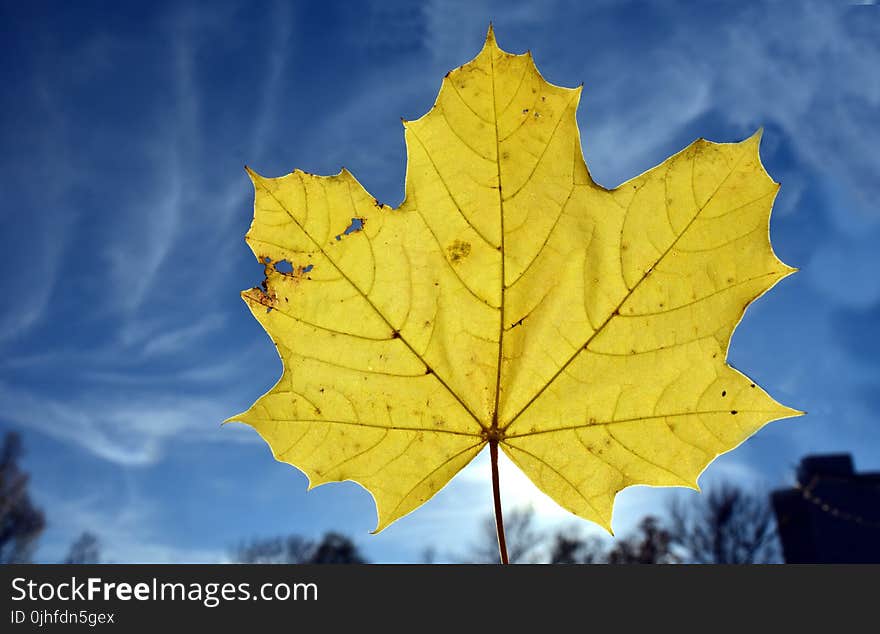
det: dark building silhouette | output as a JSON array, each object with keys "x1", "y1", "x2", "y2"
[{"x1": 772, "y1": 454, "x2": 880, "y2": 563}]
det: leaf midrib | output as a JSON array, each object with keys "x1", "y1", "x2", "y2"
[{"x1": 489, "y1": 41, "x2": 506, "y2": 431}]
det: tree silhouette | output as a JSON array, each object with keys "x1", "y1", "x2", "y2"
[
  {"x1": 419, "y1": 546, "x2": 437, "y2": 564},
  {"x1": 469, "y1": 509, "x2": 676, "y2": 564},
  {"x1": 470, "y1": 507, "x2": 544, "y2": 563},
  {"x1": 309, "y1": 532, "x2": 366, "y2": 564},
  {"x1": 0, "y1": 431, "x2": 45, "y2": 564},
  {"x1": 233, "y1": 535, "x2": 312, "y2": 564},
  {"x1": 467, "y1": 484, "x2": 774, "y2": 564},
  {"x1": 605, "y1": 516, "x2": 678, "y2": 564},
  {"x1": 667, "y1": 483, "x2": 780, "y2": 563},
  {"x1": 64, "y1": 532, "x2": 101, "y2": 564},
  {"x1": 548, "y1": 528, "x2": 606, "y2": 564},
  {"x1": 232, "y1": 532, "x2": 366, "y2": 564}
]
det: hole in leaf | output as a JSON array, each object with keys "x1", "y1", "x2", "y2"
[
  {"x1": 274, "y1": 260, "x2": 294, "y2": 274},
  {"x1": 271, "y1": 261, "x2": 315, "y2": 278},
  {"x1": 335, "y1": 217, "x2": 365, "y2": 241}
]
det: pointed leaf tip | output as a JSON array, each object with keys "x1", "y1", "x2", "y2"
[
  {"x1": 222, "y1": 413, "x2": 244, "y2": 426},
  {"x1": 750, "y1": 127, "x2": 765, "y2": 144},
  {"x1": 485, "y1": 23, "x2": 497, "y2": 46}
]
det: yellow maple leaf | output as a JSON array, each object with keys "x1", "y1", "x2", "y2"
[{"x1": 227, "y1": 27, "x2": 801, "y2": 535}]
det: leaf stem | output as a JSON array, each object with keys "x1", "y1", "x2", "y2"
[{"x1": 489, "y1": 440, "x2": 509, "y2": 564}]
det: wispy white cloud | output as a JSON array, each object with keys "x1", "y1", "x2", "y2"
[
  {"x1": 248, "y1": 1, "x2": 295, "y2": 166},
  {"x1": 0, "y1": 64, "x2": 82, "y2": 344},
  {"x1": 103, "y1": 26, "x2": 198, "y2": 314},
  {"x1": 0, "y1": 381, "x2": 256, "y2": 467},
  {"x1": 37, "y1": 482, "x2": 227, "y2": 563},
  {"x1": 0, "y1": 213, "x2": 71, "y2": 344},
  {"x1": 133, "y1": 314, "x2": 228, "y2": 359},
  {"x1": 104, "y1": 170, "x2": 183, "y2": 315}
]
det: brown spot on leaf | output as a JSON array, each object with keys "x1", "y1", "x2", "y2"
[{"x1": 446, "y1": 239, "x2": 472, "y2": 263}]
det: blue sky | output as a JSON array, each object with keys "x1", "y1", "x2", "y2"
[{"x1": 1, "y1": 0, "x2": 878, "y2": 563}]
